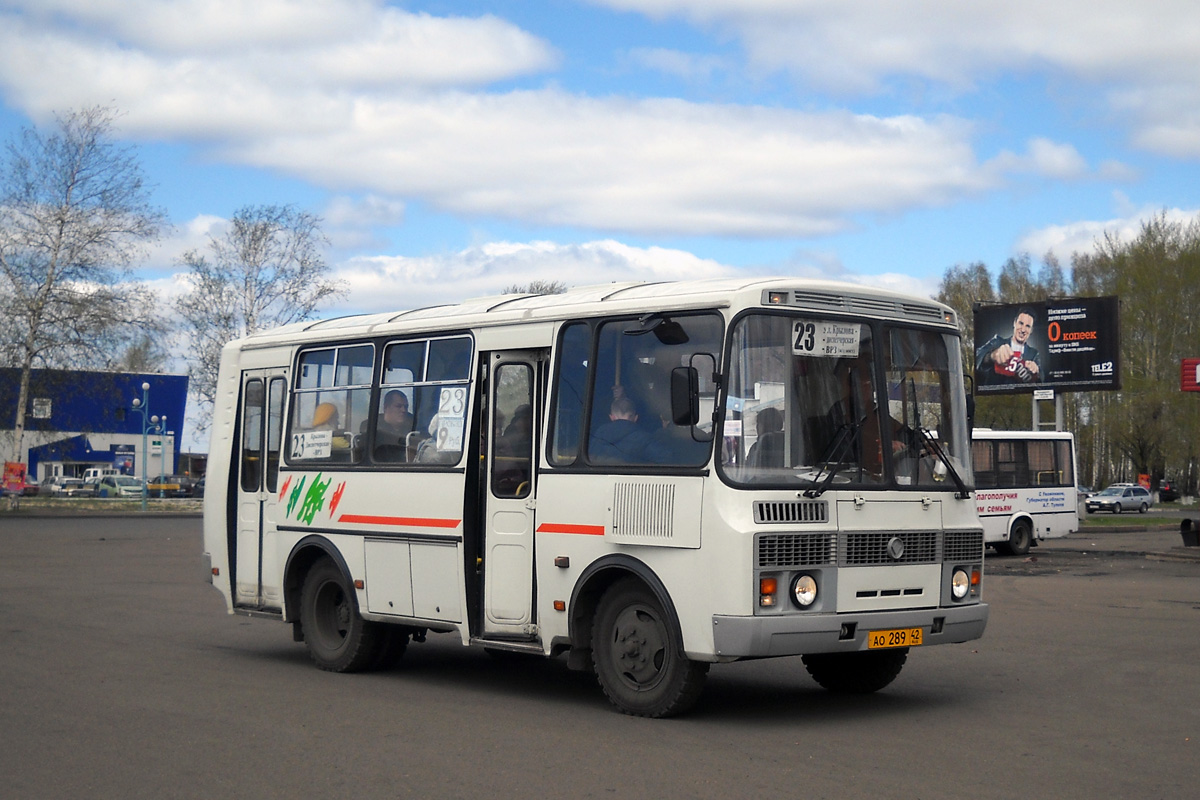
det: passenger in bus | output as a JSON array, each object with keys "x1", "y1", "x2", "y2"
[
  {"x1": 416, "y1": 414, "x2": 459, "y2": 464},
  {"x1": 371, "y1": 390, "x2": 414, "y2": 445},
  {"x1": 498, "y1": 404, "x2": 532, "y2": 455},
  {"x1": 312, "y1": 402, "x2": 351, "y2": 452},
  {"x1": 590, "y1": 396, "x2": 654, "y2": 463},
  {"x1": 312, "y1": 402, "x2": 339, "y2": 430},
  {"x1": 746, "y1": 407, "x2": 784, "y2": 469}
]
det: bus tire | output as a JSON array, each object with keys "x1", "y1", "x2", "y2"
[
  {"x1": 802, "y1": 649, "x2": 908, "y2": 693},
  {"x1": 299, "y1": 558, "x2": 384, "y2": 672},
  {"x1": 1005, "y1": 520, "x2": 1032, "y2": 556},
  {"x1": 373, "y1": 626, "x2": 411, "y2": 670},
  {"x1": 591, "y1": 578, "x2": 708, "y2": 718}
]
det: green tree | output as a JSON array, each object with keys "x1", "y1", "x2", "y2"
[{"x1": 0, "y1": 107, "x2": 166, "y2": 461}]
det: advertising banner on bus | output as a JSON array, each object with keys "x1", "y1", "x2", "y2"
[{"x1": 973, "y1": 297, "x2": 1120, "y2": 395}]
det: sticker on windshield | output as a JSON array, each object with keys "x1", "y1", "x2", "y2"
[{"x1": 792, "y1": 320, "x2": 862, "y2": 357}]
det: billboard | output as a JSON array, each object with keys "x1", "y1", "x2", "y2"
[
  {"x1": 1183, "y1": 358, "x2": 1200, "y2": 392},
  {"x1": 973, "y1": 297, "x2": 1120, "y2": 395}
]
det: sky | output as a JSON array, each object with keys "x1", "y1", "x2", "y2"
[{"x1": 3, "y1": 1, "x2": 1200, "y2": 446}]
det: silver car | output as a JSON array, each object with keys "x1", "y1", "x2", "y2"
[
  {"x1": 97, "y1": 475, "x2": 144, "y2": 498},
  {"x1": 1085, "y1": 484, "x2": 1154, "y2": 514}
]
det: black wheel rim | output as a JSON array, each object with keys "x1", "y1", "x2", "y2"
[
  {"x1": 609, "y1": 603, "x2": 668, "y2": 692},
  {"x1": 314, "y1": 579, "x2": 350, "y2": 652}
]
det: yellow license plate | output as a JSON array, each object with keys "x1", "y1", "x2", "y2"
[{"x1": 868, "y1": 627, "x2": 923, "y2": 649}]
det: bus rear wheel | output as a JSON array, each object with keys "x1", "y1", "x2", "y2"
[
  {"x1": 300, "y1": 558, "x2": 384, "y2": 672},
  {"x1": 802, "y1": 649, "x2": 908, "y2": 693},
  {"x1": 591, "y1": 578, "x2": 708, "y2": 718}
]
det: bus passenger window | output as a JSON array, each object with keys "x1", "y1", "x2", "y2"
[{"x1": 289, "y1": 344, "x2": 373, "y2": 464}]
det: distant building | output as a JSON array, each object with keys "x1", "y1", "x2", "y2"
[{"x1": 1, "y1": 368, "x2": 188, "y2": 482}]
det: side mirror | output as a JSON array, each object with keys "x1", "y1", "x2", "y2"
[{"x1": 670, "y1": 366, "x2": 699, "y2": 426}]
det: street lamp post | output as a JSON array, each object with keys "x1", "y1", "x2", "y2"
[{"x1": 131, "y1": 382, "x2": 165, "y2": 512}]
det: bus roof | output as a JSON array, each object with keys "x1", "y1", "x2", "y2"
[{"x1": 232, "y1": 276, "x2": 957, "y2": 350}]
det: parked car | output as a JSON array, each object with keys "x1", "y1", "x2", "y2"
[
  {"x1": 83, "y1": 466, "x2": 120, "y2": 483},
  {"x1": 193, "y1": 477, "x2": 205, "y2": 498},
  {"x1": 97, "y1": 475, "x2": 144, "y2": 498},
  {"x1": 43, "y1": 476, "x2": 97, "y2": 497},
  {"x1": 1085, "y1": 484, "x2": 1154, "y2": 514},
  {"x1": 146, "y1": 474, "x2": 195, "y2": 498},
  {"x1": 21, "y1": 476, "x2": 39, "y2": 496},
  {"x1": 1158, "y1": 480, "x2": 1180, "y2": 502}
]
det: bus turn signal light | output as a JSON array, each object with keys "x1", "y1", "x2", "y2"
[{"x1": 759, "y1": 577, "x2": 777, "y2": 607}]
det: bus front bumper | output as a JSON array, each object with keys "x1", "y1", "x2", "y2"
[{"x1": 711, "y1": 603, "x2": 988, "y2": 658}]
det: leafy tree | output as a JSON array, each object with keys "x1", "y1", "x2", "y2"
[
  {"x1": 937, "y1": 211, "x2": 1200, "y2": 494},
  {"x1": 0, "y1": 106, "x2": 166, "y2": 461},
  {"x1": 176, "y1": 204, "x2": 346, "y2": 429}
]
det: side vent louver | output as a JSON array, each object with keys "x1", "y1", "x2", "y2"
[{"x1": 754, "y1": 500, "x2": 828, "y2": 524}]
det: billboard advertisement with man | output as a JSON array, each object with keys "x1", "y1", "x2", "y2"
[{"x1": 973, "y1": 297, "x2": 1120, "y2": 395}]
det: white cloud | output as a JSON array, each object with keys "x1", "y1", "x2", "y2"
[
  {"x1": 987, "y1": 138, "x2": 1094, "y2": 180},
  {"x1": 228, "y1": 93, "x2": 991, "y2": 236},
  {"x1": 593, "y1": 0, "x2": 1200, "y2": 156},
  {"x1": 1016, "y1": 204, "x2": 1200, "y2": 261},
  {"x1": 626, "y1": 47, "x2": 730, "y2": 82},
  {"x1": 0, "y1": 2, "x2": 558, "y2": 133},
  {"x1": 334, "y1": 239, "x2": 736, "y2": 312},
  {"x1": 0, "y1": 3, "x2": 1004, "y2": 237}
]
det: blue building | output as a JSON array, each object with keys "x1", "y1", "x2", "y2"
[{"x1": 1, "y1": 368, "x2": 188, "y2": 483}]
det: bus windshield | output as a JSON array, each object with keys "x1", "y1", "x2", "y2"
[{"x1": 720, "y1": 313, "x2": 972, "y2": 490}]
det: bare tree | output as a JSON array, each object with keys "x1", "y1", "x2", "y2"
[
  {"x1": 176, "y1": 204, "x2": 346, "y2": 429},
  {"x1": 0, "y1": 106, "x2": 166, "y2": 461},
  {"x1": 502, "y1": 279, "x2": 568, "y2": 295}
]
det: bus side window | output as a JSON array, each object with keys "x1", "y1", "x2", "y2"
[
  {"x1": 265, "y1": 378, "x2": 284, "y2": 492},
  {"x1": 240, "y1": 379, "x2": 264, "y2": 492},
  {"x1": 549, "y1": 323, "x2": 590, "y2": 466}
]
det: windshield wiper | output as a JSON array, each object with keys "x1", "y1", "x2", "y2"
[
  {"x1": 914, "y1": 426, "x2": 971, "y2": 499},
  {"x1": 803, "y1": 415, "x2": 865, "y2": 498}
]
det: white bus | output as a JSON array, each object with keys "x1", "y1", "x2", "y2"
[
  {"x1": 202, "y1": 277, "x2": 988, "y2": 717},
  {"x1": 971, "y1": 429, "x2": 1078, "y2": 556}
]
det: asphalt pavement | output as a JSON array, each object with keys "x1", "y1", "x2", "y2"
[{"x1": 1038, "y1": 518, "x2": 1200, "y2": 561}]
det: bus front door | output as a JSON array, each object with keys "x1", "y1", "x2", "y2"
[
  {"x1": 481, "y1": 351, "x2": 542, "y2": 638},
  {"x1": 233, "y1": 371, "x2": 287, "y2": 611}
]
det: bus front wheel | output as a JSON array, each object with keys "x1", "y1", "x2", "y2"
[
  {"x1": 591, "y1": 578, "x2": 708, "y2": 718},
  {"x1": 803, "y1": 649, "x2": 908, "y2": 693},
  {"x1": 299, "y1": 558, "x2": 384, "y2": 672}
]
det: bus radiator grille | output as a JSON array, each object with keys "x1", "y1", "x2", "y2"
[
  {"x1": 842, "y1": 530, "x2": 938, "y2": 565},
  {"x1": 943, "y1": 530, "x2": 984, "y2": 562},
  {"x1": 753, "y1": 500, "x2": 828, "y2": 524},
  {"x1": 756, "y1": 533, "x2": 837, "y2": 567}
]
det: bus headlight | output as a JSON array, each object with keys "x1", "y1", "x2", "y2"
[
  {"x1": 792, "y1": 574, "x2": 818, "y2": 608},
  {"x1": 951, "y1": 568, "x2": 970, "y2": 600}
]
